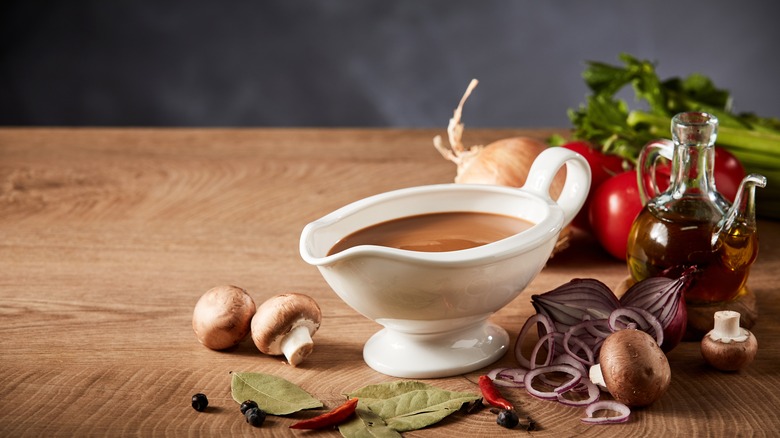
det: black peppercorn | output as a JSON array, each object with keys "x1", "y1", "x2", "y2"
[
  {"x1": 496, "y1": 409, "x2": 519, "y2": 429},
  {"x1": 191, "y1": 393, "x2": 209, "y2": 412},
  {"x1": 245, "y1": 407, "x2": 267, "y2": 427},
  {"x1": 240, "y1": 400, "x2": 258, "y2": 415}
]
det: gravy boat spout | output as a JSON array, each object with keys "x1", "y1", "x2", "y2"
[{"x1": 300, "y1": 147, "x2": 590, "y2": 378}]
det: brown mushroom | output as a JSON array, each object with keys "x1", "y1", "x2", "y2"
[
  {"x1": 192, "y1": 285, "x2": 256, "y2": 350},
  {"x1": 251, "y1": 293, "x2": 322, "y2": 366},
  {"x1": 701, "y1": 310, "x2": 758, "y2": 371},
  {"x1": 597, "y1": 329, "x2": 671, "y2": 407}
]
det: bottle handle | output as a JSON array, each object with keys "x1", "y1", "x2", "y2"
[
  {"x1": 637, "y1": 139, "x2": 674, "y2": 204},
  {"x1": 522, "y1": 147, "x2": 591, "y2": 226}
]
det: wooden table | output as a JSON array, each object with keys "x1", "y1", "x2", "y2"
[{"x1": 2, "y1": 128, "x2": 778, "y2": 436}]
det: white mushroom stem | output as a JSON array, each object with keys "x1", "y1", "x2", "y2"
[
  {"x1": 281, "y1": 325, "x2": 315, "y2": 367},
  {"x1": 251, "y1": 293, "x2": 322, "y2": 366},
  {"x1": 588, "y1": 364, "x2": 607, "y2": 390},
  {"x1": 709, "y1": 310, "x2": 749, "y2": 342}
]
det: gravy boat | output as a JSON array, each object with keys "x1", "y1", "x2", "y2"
[{"x1": 300, "y1": 147, "x2": 590, "y2": 378}]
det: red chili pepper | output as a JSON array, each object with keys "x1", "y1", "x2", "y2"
[
  {"x1": 289, "y1": 397, "x2": 359, "y2": 430},
  {"x1": 478, "y1": 375, "x2": 514, "y2": 411}
]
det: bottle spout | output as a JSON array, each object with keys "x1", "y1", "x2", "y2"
[{"x1": 713, "y1": 173, "x2": 767, "y2": 246}]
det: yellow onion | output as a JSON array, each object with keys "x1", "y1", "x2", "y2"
[
  {"x1": 434, "y1": 80, "x2": 565, "y2": 188},
  {"x1": 433, "y1": 79, "x2": 567, "y2": 252}
]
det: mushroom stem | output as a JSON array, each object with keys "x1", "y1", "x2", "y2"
[
  {"x1": 281, "y1": 325, "x2": 314, "y2": 366},
  {"x1": 588, "y1": 364, "x2": 607, "y2": 390},
  {"x1": 711, "y1": 310, "x2": 748, "y2": 342}
]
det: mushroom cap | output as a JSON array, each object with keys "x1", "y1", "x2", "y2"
[
  {"x1": 599, "y1": 329, "x2": 671, "y2": 407},
  {"x1": 251, "y1": 293, "x2": 322, "y2": 355},
  {"x1": 701, "y1": 330, "x2": 758, "y2": 371},
  {"x1": 192, "y1": 285, "x2": 256, "y2": 350}
]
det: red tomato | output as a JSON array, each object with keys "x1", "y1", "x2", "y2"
[
  {"x1": 561, "y1": 141, "x2": 626, "y2": 231},
  {"x1": 713, "y1": 147, "x2": 746, "y2": 202},
  {"x1": 588, "y1": 170, "x2": 644, "y2": 260},
  {"x1": 654, "y1": 147, "x2": 745, "y2": 202}
]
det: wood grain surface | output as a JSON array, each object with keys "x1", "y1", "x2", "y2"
[{"x1": 1, "y1": 128, "x2": 779, "y2": 437}]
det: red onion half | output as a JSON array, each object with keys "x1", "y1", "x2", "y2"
[{"x1": 532, "y1": 271, "x2": 693, "y2": 353}]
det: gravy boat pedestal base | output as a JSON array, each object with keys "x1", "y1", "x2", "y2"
[{"x1": 364, "y1": 317, "x2": 509, "y2": 378}]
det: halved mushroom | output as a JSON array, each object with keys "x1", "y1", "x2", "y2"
[{"x1": 251, "y1": 293, "x2": 322, "y2": 366}]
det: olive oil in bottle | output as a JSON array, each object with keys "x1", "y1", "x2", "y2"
[{"x1": 626, "y1": 112, "x2": 764, "y2": 305}]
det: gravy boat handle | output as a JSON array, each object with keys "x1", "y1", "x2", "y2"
[{"x1": 521, "y1": 147, "x2": 592, "y2": 226}]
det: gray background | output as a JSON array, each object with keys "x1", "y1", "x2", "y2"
[{"x1": 2, "y1": 1, "x2": 778, "y2": 128}]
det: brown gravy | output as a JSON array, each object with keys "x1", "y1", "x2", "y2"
[{"x1": 328, "y1": 211, "x2": 535, "y2": 255}]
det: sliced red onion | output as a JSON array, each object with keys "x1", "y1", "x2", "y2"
[
  {"x1": 487, "y1": 367, "x2": 525, "y2": 388},
  {"x1": 583, "y1": 318, "x2": 614, "y2": 340},
  {"x1": 487, "y1": 367, "x2": 507, "y2": 380},
  {"x1": 581, "y1": 400, "x2": 631, "y2": 424},
  {"x1": 624, "y1": 306, "x2": 664, "y2": 347},
  {"x1": 608, "y1": 307, "x2": 664, "y2": 346},
  {"x1": 515, "y1": 313, "x2": 554, "y2": 369},
  {"x1": 529, "y1": 332, "x2": 561, "y2": 369},
  {"x1": 608, "y1": 307, "x2": 647, "y2": 331},
  {"x1": 523, "y1": 364, "x2": 582, "y2": 401},
  {"x1": 498, "y1": 368, "x2": 527, "y2": 383},
  {"x1": 556, "y1": 378, "x2": 599, "y2": 406},
  {"x1": 552, "y1": 353, "x2": 588, "y2": 377},
  {"x1": 552, "y1": 371, "x2": 582, "y2": 394},
  {"x1": 487, "y1": 367, "x2": 515, "y2": 387},
  {"x1": 563, "y1": 329, "x2": 595, "y2": 366},
  {"x1": 498, "y1": 368, "x2": 527, "y2": 388}
]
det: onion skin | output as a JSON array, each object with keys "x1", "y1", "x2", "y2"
[
  {"x1": 662, "y1": 293, "x2": 687, "y2": 352},
  {"x1": 453, "y1": 137, "x2": 564, "y2": 198},
  {"x1": 599, "y1": 329, "x2": 671, "y2": 408}
]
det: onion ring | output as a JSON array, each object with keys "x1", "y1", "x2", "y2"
[
  {"x1": 581, "y1": 400, "x2": 631, "y2": 424},
  {"x1": 556, "y1": 378, "x2": 599, "y2": 406},
  {"x1": 625, "y1": 306, "x2": 665, "y2": 347},
  {"x1": 583, "y1": 318, "x2": 614, "y2": 340},
  {"x1": 523, "y1": 364, "x2": 582, "y2": 401},
  {"x1": 530, "y1": 332, "x2": 561, "y2": 369},
  {"x1": 608, "y1": 307, "x2": 649, "y2": 331},
  {"x1": 498, "y1": 368, "x2": 527, "y2": 383},
  {"x1": 609, "y1": 307, "x2": 664, "y2": 346},
  {"x1": 487, "y1": 367, "x2": 524, "y2": 388},
  {"x1": 515, "y1": 313, "x2": 554, "y2": 369},
  {"x1": 563, "y1": 331, "x2": 595, "y2": 366},
  {"x1": 552, "y1": 353, "x2": 587, "y2": 376}
]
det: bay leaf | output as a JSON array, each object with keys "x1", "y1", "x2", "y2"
[
  {"x1": 338, "y1": 408, "x2": 402, "y2": 438},
  {"x1": 347, "y1": 381, "x2": 479, "y2": 432},
  {"x1": 230, "y1": 372, "x2": 323, "y2": 415}
]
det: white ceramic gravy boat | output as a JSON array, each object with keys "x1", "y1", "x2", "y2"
[{"x1": 300, "y1": 147, "x2": 590, "y2": 378}]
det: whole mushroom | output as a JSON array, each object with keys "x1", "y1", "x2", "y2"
[
  {"x1": 701, "y1": 310, "x2": 758, "y2": 371},
  {"x1": 595, "y1": 329, "x2": 671, "y2": 408},
  {"x1": 251, "y1": 293, "x2": 322, "y2": 366},
  {"x1": 192, "y1": 285, "x2": 256, "y2": 350}
]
